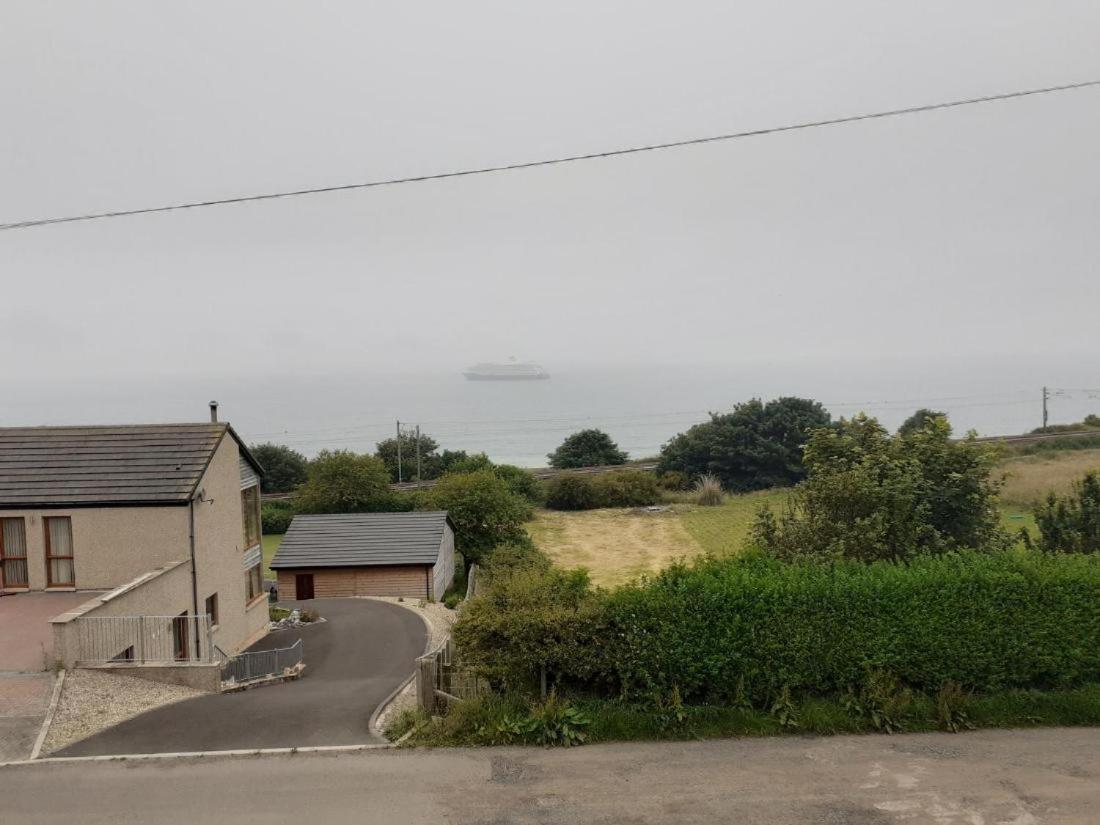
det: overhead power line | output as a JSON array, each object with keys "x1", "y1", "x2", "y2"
[{"x1": 3, "y1": 78, "x2": 1100, "y2": 233}]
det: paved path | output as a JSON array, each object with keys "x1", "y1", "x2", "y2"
[
  {"x1": 53, "y1": 598, "x2": 426, "y2": 756},
  {"x1": 4, "y1": 728, "x2": 1099, "y2": 823},
  {"x1": 0, "y1": 673, "x2": 54, "y2": 762}
]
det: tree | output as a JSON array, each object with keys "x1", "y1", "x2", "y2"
[
  {"x1": 548, "y1": 429, "x2": 627, "y2": 469},
  {"x1": 375, "y1": 432, "x2": 444, "y2": 482},
  {"x1": 1030, "y1": 472, "x2": 1100, "y2": 553},
  {"x1": 658, "y1": 397, "x2": 832, "y2": 492},
  {"x1": 751, "y1": 414, "x2": 1008, "y2": 562},
  {"x1": 249, "y1": 442, "x2": 309, "y2": 493},
  {"x1": 441, "y1": 453, "x2": 544, "y2": 504},
  {"x1": 424, "y1": 470, "x2": 532, "y2": 564},
  {"x1": 295, "y1": 450, "x2": 397, "y2": 514},
  {"x1": 897, "y1": 408, "x2": 947, "y2": 437}
]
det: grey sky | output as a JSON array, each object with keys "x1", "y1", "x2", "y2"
[{"x1": 2, "y1": 1, "x2": 1099, "y2": 388}]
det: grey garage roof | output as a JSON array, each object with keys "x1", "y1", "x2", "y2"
[
  {"x1": 271, "y1": 512, "x2": 452, "y2": 569},
  {"x1": 0, "y1": 422, "x2": 263, "y2": 508}
]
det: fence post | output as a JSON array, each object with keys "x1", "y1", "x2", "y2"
[
  {"x1": 138, "y1": 616, "x2": 145, "y2": 664},
  {"x1": 416, "y1": 655, "x2": 436, "y2": 713}
]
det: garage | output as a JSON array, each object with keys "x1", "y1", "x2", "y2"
[{"x1": 270, "y1": 511, "x2": 456, "y2": 601}]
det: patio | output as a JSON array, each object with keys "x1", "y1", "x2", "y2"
[{"x1": 0, "y1": 591, "x2": 102, "y2": 672}]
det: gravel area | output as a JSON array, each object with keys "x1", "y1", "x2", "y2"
[
  {"x1": 366, "y1": 597, "x2": 458, "y2": 735},
  {"x1": 41, "y1": 669, "x2": 202, "y2": 755}
]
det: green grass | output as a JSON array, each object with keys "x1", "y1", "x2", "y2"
[
  {"x1": 262, "y1": 534, "x2": 283, "y2": 578},
  {"x1": 403, "y1": 684, "x2": 1100, "y2": 746},
  {"x1": 678, "y1": 489, "x2": 789, "y2": 556}
]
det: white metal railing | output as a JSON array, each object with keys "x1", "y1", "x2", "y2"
[
  {"x1": 220, "y1": 639, "x2": 303, "y2": 684},
  {"x1": 76, "y1": 614, "x2": 215, "y2": 664}
]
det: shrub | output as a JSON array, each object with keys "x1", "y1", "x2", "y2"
[
  {"x1": 249, "y1": 443, "x2": 309, "y2": 493},
  {"x1": 295, "y1": 450, "x2": 398, "y2": 514},
  {"x1": 493, "y1": 464, "x2": 545, "y2": 504},
  {"x1": 694, "y1": 474, "x2": 724, "y2": 506},
  {"x1": 656, "y1": 470, "x2": 691, "y2": 491},
  {"x1": 484, "y1": 539, "x2": 553, "y2": 575},
  {"x1": 548, "y1": 429, "x2": 628, "y2": 469},
  {"x1": 544, "y1": 473, "x2": 601, "y2": 510},
  {"x1": 261, "y1": 503, "x2": 294, "y2": 534},
  {"x1": 752, "y1": 414, "x2": 1009, "y2": 562},
  {"x1": 897, "y1": 408, "x2": 946, "y2": 437},
  {"x1": 1031, "y1": 471, "x2": 1100, "y2": 553},
  {"x1": 658, "y1": 397, "x2": 831, "y2": 492},
  {"x1": 592, "y1": 470, "x2": 661, "y2": 507},
  {"x1": 424, "y1": 470, "x2": 532, "y2": 565},
  {"x1": 455, "y1": 550, "x2": 1100, "y2": 704}
]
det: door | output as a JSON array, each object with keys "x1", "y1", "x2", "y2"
[
  {"x1": 295, "y1": 573, "x2": 315, "y2": 600},
  {"x1": 172, "y1": 611, "x2": 190, "y2": 661}
]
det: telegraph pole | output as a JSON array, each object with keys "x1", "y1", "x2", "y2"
[
  {"x1": 1042, "y1": 387, "x2": 1049, "y2": 433},
  {"x1": 396, "y1": 420, "x2": 403, "y2": 483},
  {"x1": 415, "y1": 424, "x2": 422, "y2": 489}
]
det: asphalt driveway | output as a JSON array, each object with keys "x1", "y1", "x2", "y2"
[{"x1": 54, "y1": 598, "x2": 427, "y2": 756}]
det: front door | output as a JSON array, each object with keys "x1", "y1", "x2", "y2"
[{"x1": 296, "y1": 573, "x2": 315, "y2": 600}]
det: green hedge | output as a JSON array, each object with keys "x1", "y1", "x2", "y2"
[
  {"x1": 544, "y1": 470, "x2": 661, "y2": 510},
  {"x1": 456, "y1": 550, "x2": 1100, "y2": 702}
]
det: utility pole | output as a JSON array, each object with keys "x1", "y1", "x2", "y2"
[
  {"x1": 415, "y1": 424, "x2": 422, "y2": 489},
  {"x1": 396, "y1": 420, "x2": 403, "y2": 483},
  {"x1": 1042, "y1": 387, "x2": 1049, "y2": 433}
]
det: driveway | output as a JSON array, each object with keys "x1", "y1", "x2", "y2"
[
  {"x1": 54, "y1": 598, "x2": 427, "y2": 756},
  {"x1": 6, "y1": 728, "x2": 1100, "y2": 823},
  {"x1": 0, "y1": 591, "x2": 102, "y2": 672}
]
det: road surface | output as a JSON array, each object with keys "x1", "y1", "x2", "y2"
[
  {"x1": 54, "y1": 598, "x2": 426, "y2": 755},
  {"x1": 5, "y1": 727, "x2": 1098, "y2": 823}
]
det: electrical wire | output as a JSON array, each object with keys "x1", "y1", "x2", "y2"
[{"x1": 3, "y1": 78, "x2": 1099, "y2": 232}]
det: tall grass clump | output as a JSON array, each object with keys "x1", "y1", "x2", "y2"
[{"x1": 694, "y1": 474, "x2": 724, "y2": 506}]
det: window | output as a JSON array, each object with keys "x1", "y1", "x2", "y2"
[
  {"x1": 245, "y1": 562, "x2": 263, "y2": 603},
  {"x1": 205, "y1": 593, "x2": 219, "y2": 627},
  {"x1": 44, "y1": 516, "x2": 75, "y2": 587},
  {"x1": 241, "y1": 485, "x2": 261, "y2": 548},
  {"x1": 0, "y1": 518, "x2": 28, "y2": 589}
]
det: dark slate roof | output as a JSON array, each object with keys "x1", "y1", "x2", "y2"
[
  {"x1": 271, "y1": 512, "x2": 452, "y2": 569},
  {"x1": 0, "y1": 423, "x2": 261, "y2": 508}
]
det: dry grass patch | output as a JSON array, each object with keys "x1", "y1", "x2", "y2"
[
  {"x1": 527, "y1": 508, "x2": 703, "y2": 587},
  {"x1": 997, "y1": 448, "x2": 1100, "y2": 508}
]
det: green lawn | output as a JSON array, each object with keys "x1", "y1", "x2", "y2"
[
  {"x1": 262, "y1": 533, "x2": 283, "y2": 578},
  {"x1": 678, "y1": 489, "x2": 789, "y2": 556}
]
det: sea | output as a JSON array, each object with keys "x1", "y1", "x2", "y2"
[{"x1": 7, "y1": 359, "x2": 1097, "y2": 466}]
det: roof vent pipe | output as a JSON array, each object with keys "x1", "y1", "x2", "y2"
[{"x1": 209, "y1": 401, "x2": 219, "y2": 423}]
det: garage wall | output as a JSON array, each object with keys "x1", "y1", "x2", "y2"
[
  {"x1": 431, "y1": 524, "x2": 455, "y2": 600},
  {"x1": 276, "y1": 565, "x2": 431, "y2": 599}
]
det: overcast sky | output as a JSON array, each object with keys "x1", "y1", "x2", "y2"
[{"x1": 2, "y1": 1, "x2": 1099, "y2": 389}]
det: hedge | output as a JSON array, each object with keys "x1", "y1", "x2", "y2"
[
  {"x1": 456, "y1": 550, "x2": 1100, "y2": 703},
  {"x1": 544, "y1": 470, "x2": 661, "y2": 510}
]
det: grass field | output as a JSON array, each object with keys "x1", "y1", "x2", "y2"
[
  {"x1": 262, "y1": 533, "x2": 283, "y2": 578},
  {"x1": 527, "y1": 448, "x2": 1100, "y2": 585}
]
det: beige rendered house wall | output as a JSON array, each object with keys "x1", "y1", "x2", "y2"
[
  {"x1": 191, "y1": 435, "x2": 269, "y2": 656},
  {"x1": 0, "y1": 505, "x2": 189, "y2": 593}
]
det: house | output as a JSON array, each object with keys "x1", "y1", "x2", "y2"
[
  {"x1": 270, "y1": 512, "x2": 455, "y2": 601},
  {"x1": 0, "y1": 411, "x2": 269, "y2": 674}
]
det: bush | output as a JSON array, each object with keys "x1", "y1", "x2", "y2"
[
  {"x1": 455, "y1": 549, "x2": 1100, "y2": 704},
  {"x1": 548, "y1": 429, "x2": 628, "y2": 469},
  {"x1": 1031, "y1": 471, "x2": 1100, "y2": 553},
  {"x1": 694, "y1": 474, "x2": 724, "y2": 506},
  {"x1": 752, "y1": 414, "x2": 1009, "y2": 562},
  {"x1": 424, "y1": 470, "x2": 533, "y2": 565},
  {"x1": 656, "y1": 471, "x2": 691, "y2": 491},
  {"x1": 658, "y1": 397, "x2": 831, "y2": 493},
  {"x1": 261, "y1": 503, "x2": 295, "y2": 534},
  {"x1": 544, "y1": 473, "x2": 601, "y2": 510},
  {"x1": 295, "y1": 450, "x2": 399, "y2": 514},
  {"x1": 591, "y1": 470, "x2": 661, "y2": 507}
]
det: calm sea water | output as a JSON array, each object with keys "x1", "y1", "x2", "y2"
[{"x1": 7, "y1": 360, "x2": 1096, "y2": 466}]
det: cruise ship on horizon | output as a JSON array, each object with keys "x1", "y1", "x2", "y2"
[{"x1": 463, "y1": 359, "x2": 550, "y2": 381}]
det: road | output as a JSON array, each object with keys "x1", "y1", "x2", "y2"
[
  {"x1": 53, "y1": 598, "x2": 426, "y2": 756},
  {"x1": 5, "y1": 728, "x2": 1098, "y2": 824}
]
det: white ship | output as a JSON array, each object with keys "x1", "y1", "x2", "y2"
[{"x1": 463, "y1": 359, "x2": 550, "y2": 381}]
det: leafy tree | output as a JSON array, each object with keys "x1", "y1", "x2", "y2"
[
  {"x1": 424, "y1": 470, "x2": 533, "y2": 564},
  {"x1": 295, "y1": 450, "x2": 397, "y2": 514},
  {"x1": 442, "y1": 451, "x2": 494, "y2": 475},
  {"x1": 1030, "y1": 472, "x2": 1100, "y2": 553},
  {"x1": 658, "y1": 397, "x2": 832, "y2": 492},
  {"x1": 897, "y1": 408, "x2": 947, "y2": 437},
  {"x1": 441, "y1": 453, "x2": 543, "y2": 503},
  {"x1": 376, "y1": 432, "x2": 444, "y2": 482},
  {"x1": 249, "y1": 442, "x2": 309, "y2": 493},
  {"x1": 751, "y1": 414, "x2": 1008, "y2": 561},
  {"x1": 548, "y1": 429, "x2": 627, "y2": 469}
]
